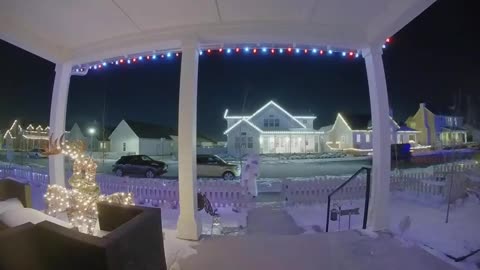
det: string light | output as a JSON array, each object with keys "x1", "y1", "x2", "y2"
[
  {"x1": 73, "y1": 41, "x2": 382, "y2": 72},
  {"x1": 44, "y1": 135, "x2": 134, "y2": 235}
]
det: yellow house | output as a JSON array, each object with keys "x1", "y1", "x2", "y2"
[{"x1": 406, "y1": 103, "x2": 467, "y2": 147}]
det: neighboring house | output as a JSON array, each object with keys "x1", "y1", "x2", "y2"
[
  {"x1": 324, "y1": 113, "x2": 419, "y2": 151},
  {"x1": 464, "y1": 124, "x2": 480, "y2": 143},
  {"x1": 2, "y1": 120, "x2": 50, "y2": 151},
  {"x1": 109, "y1": 120, "x2": 177, "y2": 156},
  {"x1": 406, "y1": 103, "x2": 467, "y2": 147},
  {"x1": 324, "y1": 113, "x2": 372, "y2": 151},
  {"x1": 224, "y1": 101, "x2": 322, "y2": 156},
  {"x1": 66, "y1": 123, "x2": 86, "y2": 143}
]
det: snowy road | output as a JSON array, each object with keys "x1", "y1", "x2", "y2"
[{"x1": 1, "y1": 152, "x2": 372, "y2": 178}]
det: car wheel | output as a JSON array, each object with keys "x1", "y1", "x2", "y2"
[
  {"x1": 222, "y1": 171, "x2": 235, "y2": 180},
  {"x1": 145, "y1": 170, "x2": 155, "y2": 178},
  {"x1": 115, "y1": 169, "x2": 124, "y2": 177}
]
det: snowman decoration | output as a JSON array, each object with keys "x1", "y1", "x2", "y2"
[{"x1": 241, "y1": 154, "x2": 260, "y2": 198}]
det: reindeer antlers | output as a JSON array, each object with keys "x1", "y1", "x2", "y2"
[{"x1": 43, "y1": 134, "x2": 65, "y2": 155}]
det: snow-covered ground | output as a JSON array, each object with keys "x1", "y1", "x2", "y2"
[{"x1": 285, "y1": 193, "x2": 480, "y2": 269}]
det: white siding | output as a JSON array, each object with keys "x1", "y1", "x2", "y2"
[
  {"x1": 249, "y1": 105, "x2": 303, "y2": 130},
  {"x1": 67, "y1": 123, "x2": 86, "y2": 142},
  {"x1": 139, "y1": 138, "x2": 176, "y2": 156},
  {"x1": 226, "y1": 122, "x2": 261, "y2": 156},
  {"x1": 109, "y1": 120, "x2": 139, "y2": 154},
  {"x1": 326, "y1": 115, "x2": 353, "y2": 150}
]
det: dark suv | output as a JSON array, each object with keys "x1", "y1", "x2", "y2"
[{"x1": 112, "y1": 155, "x2": 168, "y2": 178}]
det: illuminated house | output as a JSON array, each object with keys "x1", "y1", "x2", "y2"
[
  {"x1": 324, "y1": 113, "x2": 419, "y2": 151},
  {"x1": 2, "y1": 120, "x2": 50, "y2": 151},
  {"x1": 406, "y1": 103, "x2": 467, "y2": 147},
  {"x1": 224, "y1": 101, "x2": 323, "y2": 155}
]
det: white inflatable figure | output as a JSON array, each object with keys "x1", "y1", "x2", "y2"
[{"x1": 241, "y1": 154, "x2": 260, "y2": 197}]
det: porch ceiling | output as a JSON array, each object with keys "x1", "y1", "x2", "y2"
[{"x1": 0, "y1": 0, "x2": 435, "y2": 63}]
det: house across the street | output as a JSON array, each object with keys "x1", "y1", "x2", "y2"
[
  {"x1": 224, "y1": 101, "x2": 323, "y2": 156},
  {"x1": 109, "y1": 120, "x2": 177, "y2": 156},
  {"x1": 406, "y1": 103, "x2": 467, "y2": 146}
]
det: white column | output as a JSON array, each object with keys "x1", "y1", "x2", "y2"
[
  {"x1": 176, "y1": 40, "x2": 201, "y2": 240},
  {"x1": 363, "y1": 47, "x2": 391, "y2": 231},
  {"x1": 48, "y1": 62, "x2": 72, "y2": 186}
]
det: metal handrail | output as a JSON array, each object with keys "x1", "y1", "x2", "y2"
[{"x1": 325, "y1": 167, "x2": 371, "y2": 232}]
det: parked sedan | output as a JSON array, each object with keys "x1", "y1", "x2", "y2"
[
  {"x1": 197, "y1": 154, "x2": 240, "y2": 180},
  {"x1": 28, "y1": 148, "x2": 47, "y2": 159},
  {"x1": 112, "y1": 155, "x2": 168, "y2": 178}
]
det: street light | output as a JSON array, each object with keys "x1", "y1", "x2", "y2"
[{"x1": 88, "y1": 127, "x2": 96, "y2": 152}]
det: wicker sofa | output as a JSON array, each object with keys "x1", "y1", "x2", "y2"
[{"x1": 0, "y1": 179, "x2": 167, "y2": 270}]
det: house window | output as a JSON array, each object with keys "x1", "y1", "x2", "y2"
[
  {"x1": 122, "y1": 142, "x2": 126, "y2": 151},
  {"x1": 247, "y1": 137, "x2": 253, "y2": 148},
  {"x1": 234, "y1": 137, "x2": 240, "y2": 149},
  {"x1": 356, "y1": 134, "x2": 361, "y2": 143},
  {"x1": 365, "y1": 134, "x2": 370, "y2": 143},
  {"x1": 264, "y1": 119, "x2": 268, "y2": 127},
  {"x1": 241, "y1": 136, "x2": 246, "y2": 148},
  {"x1": 274, "y1": 119, "x2": 279, "y2": 127}
]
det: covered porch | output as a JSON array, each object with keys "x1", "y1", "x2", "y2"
[
  {"x1": 1, "y1": 0, "x2": 436, "y2": 249},
  {"x1": 260, "y1": 133, "x2": 321, "y2": 154}
]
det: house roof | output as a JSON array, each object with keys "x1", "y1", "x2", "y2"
[
  {"x1": 125, "y1": 120, "x2": 216, "y2": 142},
  {"x1": 339, "y1": 113, "x2": 371, "y2": 130},
  {"x1": 397, "y1": 126, "x2": 419, "y2": 132},
  {"x1": 125, "y1": 120, "x2": 176, "y2": 139},
  {"x1": 318, "y1": 125, "x2": 333, "y2": 132}
]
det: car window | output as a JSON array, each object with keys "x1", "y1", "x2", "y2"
[
  {"x1": 129, "y1": 156, "x2": 141, "y2": 163},
  {"x1": 141, "y1": 156, "x2": 152, "y2": 161},
  {"x1": 197, "y1": 156, "x2": 208, "y2": 164},
  {"x1": 207, "y1": 157, "x2": 219, "y2": 165}
]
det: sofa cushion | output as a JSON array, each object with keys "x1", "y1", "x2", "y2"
[
  {"x1": 0, "y1": 198, "x2": 23, "y2": 215},
  {"x1": 0, "y1": 208, "x2": 73, "y2": 229}
]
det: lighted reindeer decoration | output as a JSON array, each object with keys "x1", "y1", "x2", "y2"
[{"x1": 43, "y1": 134, "x2": 134, "y2": 234}]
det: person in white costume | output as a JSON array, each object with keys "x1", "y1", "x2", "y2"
[{"x1": 241, "y1": 154, "x2": 259, "y2": 198}]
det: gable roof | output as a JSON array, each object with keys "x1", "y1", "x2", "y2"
[
  {"x1": 224, "y1": 100, "x2": 312, "y2": 129},
  {"x1": 125, "y1": 120, "x2": 176, "y2": 139},
  {"x1": 339, "y1": 113, "x2": 371, "y2": 130}
]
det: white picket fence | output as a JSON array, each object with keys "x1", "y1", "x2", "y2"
[{"x1": 283, "y1": 161, "x2": 479, "y2": 205}]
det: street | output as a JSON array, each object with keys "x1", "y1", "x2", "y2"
[{"x1": 0, "y1": 151, "x2": 372, "y2": 178}]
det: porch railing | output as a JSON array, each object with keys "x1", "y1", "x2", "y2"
[{"x1": 325, "y1": 167, "x2": 371, "y2": 232}]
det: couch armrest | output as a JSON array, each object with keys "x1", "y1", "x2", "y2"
[
  {"x1": 35, "y1": 221, "x2": 107, "y2": 270},
  {"x1": 97, "y1": 202, "x2": 143, "y2": 231},
  {"x1": 0, "y1": 179, "x2": 32, "y2": 207},
  {"x1": 103, "y1": 207, "x2": 167, "y2": 270},
  {"x1": 0, "y1": 223, "x2": 40, "y2": 270}
]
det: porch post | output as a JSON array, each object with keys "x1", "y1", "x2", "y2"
[
  {"x1": 363, "y1": 46, "x2": 391, "y2": 231},
  {"x1": 177, "y1": 39, "x2": 202, "y2": 240},
  {"x1": 48, "y1": 62, "x2": 72, "y2": 186}
]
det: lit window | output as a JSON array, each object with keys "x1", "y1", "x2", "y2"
[
  {"x1": 356, "y1": 134, "x2": 361, "y2": 143},
  {"x1": 365, "y1": 134, "x2": 370, "y2": 143}
]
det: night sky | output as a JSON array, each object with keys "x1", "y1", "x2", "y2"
[{"x1": 0, "y1": 0, "x2": 478, "y2": 140}]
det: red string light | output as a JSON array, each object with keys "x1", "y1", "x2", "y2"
[
  {"x1": 287, "y1": 47, "x2": 292, "y2": 53},
  {"x1": 219, "y1": 48, "x2": 223, "y2": 53},
  {"x1": 320, "y1": 50, "x2": 324, "y2": 55},
  {"x1": 271, "y1": 49, "x2": 275, "y2": 54},
  {"x1": 253, "y1": 48, "x2": 257, "y2": 54},
  {"x1": 304, "y1": 49, "x2": 308, "y2": 54},
  {"x1": 119, "y1": 59, "x2": 124, "y2": 63},
  {"x1": 235, "y1": 48, "x2": 240, "y2": 53}
]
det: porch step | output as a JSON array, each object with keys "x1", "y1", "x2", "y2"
[
  {"x1": 246, "y1": 205, "x2": 304, "y2": 235},
  {"x1": 179, "y1": 231, "x2": 457, "y2": 270}
]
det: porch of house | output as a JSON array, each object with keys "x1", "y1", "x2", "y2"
[
  {"x1": 176, "y1": 231, "x2": 456, "y2": 270},
  {"x1": 259, "y1": 134, "x2": 321, "y2": 154},
  {"x1": 0, "y1": 0, "x2": 449, "y2": 268}
]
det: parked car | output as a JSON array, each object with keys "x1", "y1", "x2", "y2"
[
  {"x1": 197, "y1": 154, "x2": 240, "y2": 180},
  {"x1": 28, "y1": 148, "x2": 47, "y2": 159},
  {"x1": 112, "y1": 155, "x2": 168, "y2": 178}
]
